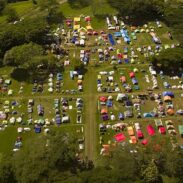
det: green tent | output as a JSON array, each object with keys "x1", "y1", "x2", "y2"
[{"x1": 178, "y1": 125, "x2": 183, "y2": 136}]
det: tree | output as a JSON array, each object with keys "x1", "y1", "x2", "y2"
[
  {"x1": 3, "y1": 43, "x2": 44, "y2": 66},
  {"x1": 46, "y1": 8, "x2": 64, "y2": 25},
  {"x1": 27, "y1": 55, "x2": 58, "y2": 72},
  {"x1": 164, "y1": 3, "x2": 183, "y2": 44},
  {"x1": 152, "y1": 47, "x2": 183, "y2": 71},
  {"x1": 0, "y1": 0, "x2": 6, "y2": 14},
  {"x1": 4, "y1": 7, "x2": 19, "y2": 22},
  {"x1": 37, "y1": 0, "x2": 58, "y2": 10},
  {"x1": 13, "y1": 131, "x2": 80, "y2": 183},
  {"x1": 0, "y1": 16, "x2": 48, "y2": 58},
  {"x1": 0, "y1": 156, "x2": 17, "y2": 183},
  {"x1": 141, "y1": 161, "x2": 161, "y2": 183},
  {"x1": 108, "y1": 0, "x2": 165, "y2": 21}
]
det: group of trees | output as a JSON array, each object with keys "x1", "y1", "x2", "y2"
[
  {"x1": 0, "y1": 133, "x2": 182, "y2": 183},
  {"x1": 108, "y1": 0, "x2": 166, "y2": 21},
  {"x1": 152, "y1": 47, "x2": 183, "y2": 71}
]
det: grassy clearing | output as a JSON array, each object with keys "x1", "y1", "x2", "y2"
[{"x1": 8, "y1": 1, "x2": 33, "y2": 16}]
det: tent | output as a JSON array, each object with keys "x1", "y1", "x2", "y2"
[
  {"x1": 74, "y1": 17, "x2": 80, "y2": 22},
  {"x1": 132, "y1": 78, "x2": 138, "y2": 85},
  {"x1": 162, "y1": 91, "x2": 174, "y2": 97},
  {"x1": 127, "y1": 126, "x2": 134, "y2": 136},
  {"x1": 130, "y1": 136, "x2": 137, "y2": 144},
  {"x1": 154, "y1": 119, "x2": 163, "y2": 127},
  {"x1": 167, "y1": 108, "x2": 175, "y2": 116},
  {"x1": 78, "y1": 27, "x2": 87, "y2": 32},
  {"x1": 114, "y1": 133, "x2": 126, "y2": 142},
  {"x1": 143, "y1": 113, "x2": 153, "y2": 118},
  {"x1": 35, "y1": 125, "x2": 41, "y2": 133},
  {"x1": 100, "y1": 96, "x2": 107, "y2": 102},
  {"x1": 147, "y1": 125, "x2": 155, "y2": 136},
  {"x1": 176, "y1": 109, "x2": 183, "y2": 115},
  {"x1": 159, "y1": 127, "x2": 166, "y2": 134},
  {"x1": 178, "y1": 125, "x2": 183, "y2": 136},
  {"x1": 101, "y1": 108, "x2": 108, "y2": 114},
  {"x1": 85, "y1": 16, "x2": 91, "y2": 22},
  {"x1": 114, "y1": 32, "x2": 121, "y2": 37},
  {"x1": 120, "y1": 76, "x2": 126, "y2": 83},
  {"x1": 137, "y1": 130, "x2": 144, "y2": 139},
  {"x1": 164, "y1": 96, "x2": 172, "y2": 102},
  {"x1": 108, "y1": 34, "x2": 115, "y2": 46},
  {"x1": 141, "y1": 139, "x2": 148, "y2": 145},
  {"x1": 116, "y1": 93, "x2": 128, "y2": 101},
  {"x1": 106, "y1": 100, "x2": 113, "y2": 107},
  {"x1": 129, "y1": 72, "x2": 135, "y2": 78},
  {"x1": 102, "y1": 114, "x2": 109, "y2": 121}
]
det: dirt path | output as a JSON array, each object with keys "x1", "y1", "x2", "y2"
[{"x1": 84, "y1": 67, "x2": 97, "y2": 161}]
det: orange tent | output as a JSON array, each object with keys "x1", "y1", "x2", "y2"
[
  {"x1": 120, "y1": 76, "x2": 126, "y2": 83},
  {"x1": 130, "y1": 136, "x2": 137, "y2": 144},
  {"x1": 164, "y1": 96, "x2": 172, "y2": 102},
  {"x1": 127, "y1": 126, "x2": 135, "y2": 136},
  {"x1": 101, "y1": 108, "x2": 108, "y2": 114},
  {"x1": 167, "y1": 108, "x2": 175, "y2": 116}
]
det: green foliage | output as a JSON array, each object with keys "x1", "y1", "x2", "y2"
[
  {"x1": 108, "y1": 0, "x2": 165, "y2": 19},
  {"x1": 68, "y1": 0, "x2": 91, "y2": 8},
  {"x1": 164, "y1": 4, "x2": 183, "y2": 44},
  {"x1": 13, "y1": 131, "x2": 79, "y2": 183},
  {"x1": 3, "y1": 43, "x2": 44, "y2": 66},
  {"x1": 0, "y1": 0, "x2": 6, "y2": 14},
  {"x1": 152, "y1": 47, "x2": 183, "y2": 70},
  {"x1": 37, "y1": 0, "x2": 58, "y2": 10},
  {"x1": 141, "y1": 161, "x2": 160, "y2": 183},
  {"x1": 0, "y1": 156, "x2": 17, "y2": 183},
  {"x1": 27, "y1": 55, "x2": 58, "y2": 71},
  {"x1": 0, "y1": 16, "x2": 48, "y2": 57},
  {"x1": 47, "y1": 8, "x2": 65, "y2": 25},
  {"x1": 4, "y1": 7, "x2": 19, "y2": 22}
]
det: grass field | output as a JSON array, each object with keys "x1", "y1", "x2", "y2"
[{"x1": 0, "y1": 2, "x2": 182, "y2": 179}]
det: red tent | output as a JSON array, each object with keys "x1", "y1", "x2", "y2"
[
  {"x1": 147, "y1": 125, "x2": 155, "y2": 136},
  {"x1": 100, "y1": 96, "x2": 107, "y2": 102},
  {"x1": 159, "y1": 127, "x2": 166, "y2": 134},
  {"x1": 142, "y1": 139, "x2": 148, "y2": 145},
  {"x1": 137, "y1": 130, "x2": 144, "y2": 139},
  {"x1": 120, "y1": 76, "x2": 126, "y2": 83},
  {"x1": 129, "y1": 72, "x2": 135, "y2": 78},
  {"x1": 85, "y1": 16, "x2": 91, "y2": 22},
  {"x1": 114, "y1": 133, "x2": 126, "y2": 142},
  {"x1": 117, "y1": 53, "x2": 123, "y2": 59}
]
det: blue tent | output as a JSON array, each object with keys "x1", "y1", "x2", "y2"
[
  {"x1": 132, "y1": 78, "x2": 138, "y2": 85},
  {"x1": 118, "y1": 112, "x2": 124, "y2": 120},
  {"x1": 162, "y1": 91, "x2": 174, "y2": 97},
  {"x1": 108, "y1": 34, "x2": 115, "y2": 46},
  {"x1": 35, "y1": 126, "x2": 41, "y2": 133},
  {"x1": 143, "y1": 113, "x2": 153, "y2": 118},
  {"x1": 114, "y1": 32, "x2": 121, "y2": 37},
  {"x1": 106, "y1": 100, "x2": 113, "y2": 107}
]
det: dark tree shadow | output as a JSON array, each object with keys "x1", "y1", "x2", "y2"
[{"x1": 11, "y1": 68, "x2": 30, "y2": 82}]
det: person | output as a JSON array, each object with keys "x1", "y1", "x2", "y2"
[{"x1": 168, "y1": 31, "x2": 173, "y2": 40}]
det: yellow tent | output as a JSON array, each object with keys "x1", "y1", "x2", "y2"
[
  {"x1": 74, "y1": 17, "x2": 80, "y2": 22},
  {"x1": 78, "y1": 27, "x2": 87, "y2": 32},
  {"x1": 74, "y1": 24, "x2": 80, "y2": 30},
  {"x1": 86, "y1": 25, "x2": 93, "y2": 30}
]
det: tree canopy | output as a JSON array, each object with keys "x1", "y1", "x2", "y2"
[
  {"x1": 3, "y1": 43, "x2": 44, "y2": 66},
  {"x1": 152, "y1": 47, "x2": 183, "y2": 71},
  {"x1": 108, "y1": 0, "x2": 165, "y2": 20}
]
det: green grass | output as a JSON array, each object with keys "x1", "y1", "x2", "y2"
[{"x1": 8, "y1": 1, "x2": 33, "y2": 16}]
